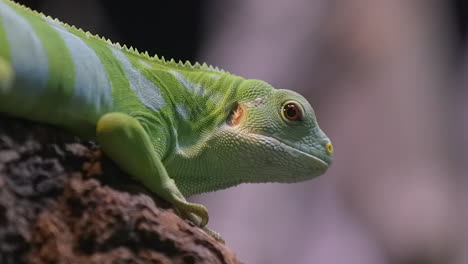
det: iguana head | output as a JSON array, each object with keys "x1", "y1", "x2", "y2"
[
  {"x1": 217, "y1": 79, "x2": 333, "y2": 183},
  {"x1": 168, "y1": 78, "x2": 334, "y2": 195}
]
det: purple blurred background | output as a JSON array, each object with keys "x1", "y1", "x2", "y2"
[{"x1": 17, "y1": 0, "x2": 468, "y2": 263}]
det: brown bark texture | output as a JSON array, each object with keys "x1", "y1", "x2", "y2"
[{"x1": 0, "y1": 115, "x2": 242, "y2": 264}]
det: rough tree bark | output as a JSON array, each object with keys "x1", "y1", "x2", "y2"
[{"x1": 0, "y1": 114, "x2": 242, "y2": 264}]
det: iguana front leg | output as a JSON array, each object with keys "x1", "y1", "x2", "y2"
[{"x1": 96, "y1": 112, "x2": 209, "y2": 227}]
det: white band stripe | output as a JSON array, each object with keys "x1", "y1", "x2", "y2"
[
  {"x1": 46, "y1": 17, "x2": 113, "y2": 114},
  {"x1": 110, "y1": 44, "x2": 165, "y2": 112},
  {"x1": 0, "y1": 1, "x2": 48, "y2": 95}
]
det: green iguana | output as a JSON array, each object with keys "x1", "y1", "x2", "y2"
[{"x1": 0, "y1": 0, "x2": 333, "y2": 241}]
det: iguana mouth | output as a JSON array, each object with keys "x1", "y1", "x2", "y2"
[
  {"x1": 264, "y1": 135, "x2": 329, "y2": 182},
  {"x1": 250, "y1": 131, "x2": 330, "y2": 167},
  {"x1": 236, "y1": 125, "x2": 330, "y2": 168},
  {"x1": 278, "y1": 139, "x2": 330, "y2": 167},
  {"x1": 283, "y1": 142, "x2": 329, "y2": 167}
]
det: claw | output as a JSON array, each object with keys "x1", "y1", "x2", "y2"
[
  {"x1": 203, "y1": 226, "x2": 225, "y2": 244},
  {"x1": 177, "y1": 201, "x2": 209, "y2": 227}
]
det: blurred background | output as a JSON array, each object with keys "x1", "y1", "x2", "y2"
[{"x1": 17, "y1": 0, "x2": 467, "y2": 263}]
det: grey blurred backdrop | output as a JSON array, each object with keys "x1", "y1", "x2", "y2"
[{"x1": 17, "y1": 0, "x2": 468, "y2": 263}]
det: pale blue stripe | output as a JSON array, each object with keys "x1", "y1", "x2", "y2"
[
  {"x1": 175, "y1": 103, "x2": 189, "y2": 120},
  {"x1": 46, "y1": 18, "x2": 112, "y2": 113},
  {"x1": 110, "y1": 45, "x2": 165, "y2": 111},
  {"x1": 0, "y1": 0, "x2": 48, "y2": 94},
  {"x1": 168, "y1": 69, "x2": 223, "y2": 104},
  {"x1": 168, "y1": 69, "x2": 195, "y2": 94}
]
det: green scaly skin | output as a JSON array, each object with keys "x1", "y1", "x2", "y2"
[{"x1": 0, "y1": 0, "x2": 333, "y2": 242}]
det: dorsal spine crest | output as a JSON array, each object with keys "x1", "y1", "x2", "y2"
[{"x1": 5, "y1": 0, "x2": 228, "y2": 74}]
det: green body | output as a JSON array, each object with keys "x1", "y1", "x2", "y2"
[{"x1": 0, "y1": 0, "x2": 333, "y2": 240}]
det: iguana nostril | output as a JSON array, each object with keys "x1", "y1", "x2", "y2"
[{"x1": 326, "y1": 142, "x2": 333, "y2": 154}]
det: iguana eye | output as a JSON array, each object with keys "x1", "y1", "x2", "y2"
[{"x1": 283, "y1": 103, "x2": 301, "y2": 121}]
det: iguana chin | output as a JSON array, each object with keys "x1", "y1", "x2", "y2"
[{"x1": 0, "y1": 0, "x2": 333, "y2": 241}]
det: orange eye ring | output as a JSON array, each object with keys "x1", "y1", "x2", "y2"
[{"x1": 283, "y1": 103, "x2": 301, "y2": 121}]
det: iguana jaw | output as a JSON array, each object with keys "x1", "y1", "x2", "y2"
[
  {"x1": 245, "y1": 131, "x2": 330, "y2": 179},
  {"x1": 281, "y1": 140, "x2": 329, "y2": 167},
  {"x1": 273, "y1": 135, "x2": 329, "y2": 167}
]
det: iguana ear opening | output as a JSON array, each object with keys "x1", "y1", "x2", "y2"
[{"x1": 227, "y1": 103, "x2": 246, "y2": 127}]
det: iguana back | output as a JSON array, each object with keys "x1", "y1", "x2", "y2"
[{"x1": 0, "y1": 0, "x2": 239, "y2": 139}]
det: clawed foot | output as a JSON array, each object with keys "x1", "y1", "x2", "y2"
[
  {"x1": 173, "y1": 200, "x2": 209, "y2": 227},
  {"x1": 172, "y1": 200, "x2": 225, "y2": 243}
]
